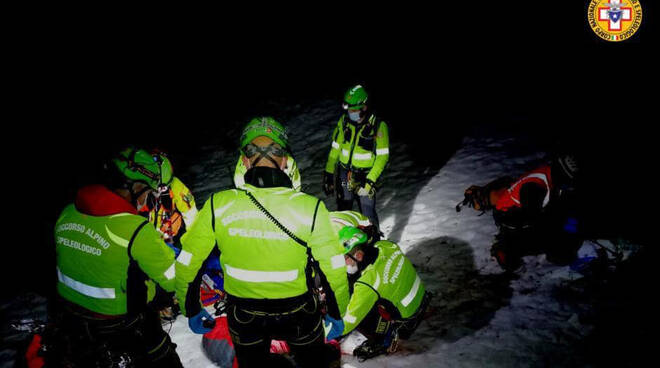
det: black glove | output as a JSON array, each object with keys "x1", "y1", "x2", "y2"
[
  {"x1": 464, "y1": 185, "x2": 490, "y2": 211},
  {"x1": 323, "y1": 171, "x2": 335, "y2": 196}
]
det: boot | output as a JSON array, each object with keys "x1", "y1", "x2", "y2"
[
  {"x1": 490, "y1": 241, "x2": 523, "y2": 272},
  {"x1": 353, "y1": 339, "x2": 388, "y2": 362}
]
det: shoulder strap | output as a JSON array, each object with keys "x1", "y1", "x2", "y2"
[
  {"x1": 310, "y1": 198, "x2": 321, "y2": 233},
  {"x1": 125, "y1": 219, "x2": 150, "y2": 316},
  {"x1": 243, "y1": 190, "x2": 323, "y2": 296},
  {"x1": 364, "y1": 115, "x2": 378, "y2": 136},
  {"x1": 244, "y1": 190, "x2": 308, "y2": 247},
  {"x1": 211, "y1": 193, "x2": 216, "y2": 232},
  {"x1": 355, "y1": 280, "x2": 382, "y2": 300},
  {"x1": 127, "y1": 220, "x2": 150, "y2": 260}
]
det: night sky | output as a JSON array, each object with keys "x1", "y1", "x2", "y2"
[{"x1": 3, "y1": 2, "x2": 656, "y2": 296}]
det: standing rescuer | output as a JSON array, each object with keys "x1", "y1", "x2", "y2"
[
  {"x1": 176, "y1": 117, "x2": 350, "y2": 368},
  {"x1": 51, "y1": 147, "x2": 183, "y2": 367},
  {"x1": 323, "y1": 85, "x2": 390, "y2": 231}
]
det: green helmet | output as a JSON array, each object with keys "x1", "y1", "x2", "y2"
[
  {"x1": 338, "y1": 226, "x2": 368, "y2": 254},
  {"x1": 342, "y1": 85, "x2": 368, "y2": 110},
  {"x1": 239, "y1": 117, "x2": 289, "y2": 150},
  {"x1": 112, "y1": 148, "x2": 173, "y2": 190}
]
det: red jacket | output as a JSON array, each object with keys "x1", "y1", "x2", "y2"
[{"x1": 495, "y1": 165, "x2": 553, "y2": 212}]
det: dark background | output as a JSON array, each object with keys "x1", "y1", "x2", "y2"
[{"x1": 3, "y1": 1, "x2": 656, "y2": 297}]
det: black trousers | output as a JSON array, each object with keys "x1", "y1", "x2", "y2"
[
  {"x1": 226, "y1": 294, "x2": 339, "y2": 368},
  {"x1": 46, "y1": 302, "x2": 182, "y2": 368},
  {"x1": 336, "y1": 166, "x2": 380, "y2": 230},
  {"x1": 493, "y1": 209, "x2": 583, "y2": 267},
  {"x1": 357, "y1": 292, "x2": 431, "y2": 344}
]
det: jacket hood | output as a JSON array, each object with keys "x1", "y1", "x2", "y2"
[{"x1": 75, "y1": 185, "x2": 138, "y2": 216}]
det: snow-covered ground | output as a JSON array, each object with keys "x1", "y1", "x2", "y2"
[{"x1": 1, "y1": 99, "x2": 630, "y2": 367}]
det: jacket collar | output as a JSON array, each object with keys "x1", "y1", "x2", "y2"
[
  {"x1": 75, "y1": 185, "x2": 138, "y2": 216},
  {"x1": 244, "y1": 166, "x2": 293, "y2": 189}
]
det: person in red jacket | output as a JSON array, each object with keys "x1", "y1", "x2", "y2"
[{"x1": 462, "y1": 153, "x2": 581, "y2": 271}]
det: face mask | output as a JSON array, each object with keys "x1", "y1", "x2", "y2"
[
  {"x1": 347, "y1": 263, "x2": 359, "y2": 275},
  {"x1": 348, "y1": 110, "x2": 362, "y2": 122}
]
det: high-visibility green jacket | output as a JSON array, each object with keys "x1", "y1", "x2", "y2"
[
  {"x1": 176, "y1": 172, "x2": 350, "y2": 317},
  {"x1": 329, "y1": 210, "x2": 372, "y2": 233},
  {"x1": 144, "y1": 176, "x2": 198, "y2": 239},
  {"x1": 234, "y1": 155, "x2": 301, "y2": 191},
  {"x1": 55, "y1": 185, "x2": 176, "y2": 316},
  {"x1": 325, "y1": 114, "x2": 389, "y2": 184},
  {"x1": 170, "y1": 177, "x2": 198, "y2": 227},
  {"x1": 342, "y1": 240, "x2": 425, "y2": 335}
]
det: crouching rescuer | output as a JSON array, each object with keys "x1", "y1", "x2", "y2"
[
  {"x1": 51, "y1": 148, "x2": 183, "y2": 367},
  {"x1": 175, "y1": 117, "x2": 350, "y2": 368},
  {"x1": 324, "y1": 226, "x2": 431, "y2": 362}
]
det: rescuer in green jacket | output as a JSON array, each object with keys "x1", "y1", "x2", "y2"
[
  {"x1": 176, "y1": 117, "x2": 350, "y2": 368},
  {"x1": 52, "y1": 147, "x2": 182, "y2": 367},
  {"x1": 330, "y1": 210, "x2": 381, "y2": 244},
  {"x1": 323, "y1": 85, "x2": 390, "y2": 231},
  {"x1": 324, "y1": 226, "x2": 431, "y2": 362}
]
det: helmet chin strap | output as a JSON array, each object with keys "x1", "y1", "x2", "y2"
[{"x1": 251, "y1": 153, "x2": 280, "y2": 168}]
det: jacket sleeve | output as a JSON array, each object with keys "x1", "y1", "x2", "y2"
[
  {"x1": 131, "y1": 225, "x2": 177, "y2": 292},
  {"x1": 309, "y1": 201, "x2": 350, "y2": 318},
  {"x1": 175, "y1": 195, "x2": 217, "y2": 316},
  {"x1": 342, "y1": 281, "x2": 379, "y2": 335},
  {"x1": 324, "y1": 120, "x2": 343, "y2": 174},
  {"x1": 366, "y1": 121, "x2": 389, "y2": 183}
]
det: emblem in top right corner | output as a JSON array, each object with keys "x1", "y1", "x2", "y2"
[{"x1": 588, "y1": 0, "x2": 643, "y2": 42}]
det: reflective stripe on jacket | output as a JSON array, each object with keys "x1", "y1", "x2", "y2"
[
  {"x1": 495, "y1": 165, "x2": 553, "y2": 212},
  {"x1": 325, "y1": 114, "x2": 390, "y2": 184}
]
